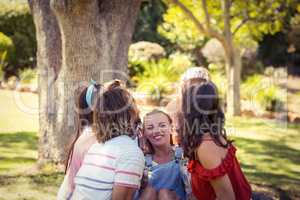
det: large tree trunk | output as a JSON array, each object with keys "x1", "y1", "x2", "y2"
[
  {"x1": 30, "y1": 0, "x2": 141, "y2": 163},
  {"x1": 29, "y1": 0, "x2": 62, "y2": 164},
  {"x1": 48, "y1": 0, "x2": 141, "y2": 162}
]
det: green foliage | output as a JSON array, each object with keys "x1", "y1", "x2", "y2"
[
  {"x1": 128, "y1": 39, "x2": 193, "y2": 82},
  {"x1": 241, "y1": 74, "x2": 285, "y2": 111},
  {"x1": 291, "y1": 4, "x2": 300, "y2": 27},
  {"x1": 128, "y1": 41, "x2": 166, "y2": 79},
  {"x1": 128, "y1": 60, "x2": 146, "y2": 79},
  {"x1": 158, "y1": 2, "x2": 206, "y2": 51},
  {"x1": 208, "y1": 63, "x2": 226, "y2": 99},
  {"x1": 0, "y1": 1, "x2": 36, "y2": 74},
  {"x1": 133, "y1": 0, "x2": 173, "y2": 51},
  {"x1": 18, "y1": 68, "x2": 37, "y2": 84},
  {"x1": 168, "y1": 51, "x2": 192, "y2": 74},
  {"x1": 134, "y1": 53, "x2": 192, "y2": 102},
  {"x1": 135, "y1": 58, "x2": 185, "y2": 101},
  {"x1": 161, "y1": 0, "x2": 298, "y2": 51},
  {"x1": 0, "y1": 32, "x2": 15, "y2": 81}
]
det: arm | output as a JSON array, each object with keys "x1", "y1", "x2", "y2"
[
  {"x1": 112, "y1": 147, "x2": 145, "y2": 200},
  {"x1": 57, "y1": 171, "x2": 73, "y2": 200},
  {"x1": 210, "y1": 176, "x2": 235, "y2": 200},
  {"x1": 196, "y1": 142, "x2": 235, "y2": 200},
  {"x1": 112, "y1": 186, "x2": 136, "y2": 200}
]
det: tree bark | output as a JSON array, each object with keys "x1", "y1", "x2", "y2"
[
  {"x1": 49, "y1": 0, "x2": 141, "y2": 162},
  {"x1": 30, "y1": 0, "x2": 141, "y2": 163},
  {"x1": 224, "y1": 48, "x2": 241, "y2": 116},
  {"x1": 222, "y1": 0, "x2": 241, "y2": 116},
  {"x1": 29, "y1": 0, "x2": 62, "y2": 164}
]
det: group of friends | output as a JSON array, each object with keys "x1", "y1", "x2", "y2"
[{"x1": 57, "y1": 67, "x2": 252, "y2": 200}]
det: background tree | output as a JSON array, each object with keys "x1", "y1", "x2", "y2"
[
  {"x1": 167, "y1": 0, "x2": 297, "y2": 116},
  {"x1": 29, "y1": 0, "x2": 141, "y2": 163}
]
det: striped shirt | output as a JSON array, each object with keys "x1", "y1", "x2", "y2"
[{"x1": 71, "y1": 135, "x2": 145, "y2": 200}]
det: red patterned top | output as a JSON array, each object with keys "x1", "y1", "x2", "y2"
[{"x1": 187, "y1": 145, "x2": 251, "y2": 200}]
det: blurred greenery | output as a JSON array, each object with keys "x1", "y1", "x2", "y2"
[
  {"x1": 135, "y1": 59, "x2": 177, "y2": 102},
  {"x1": 0, "y1": 32, "x2": 15, "y2": 80},
  {"x1": 18, "y1": 68, "x2": 37, "y2": 84},
  {"x1": 208, "y1": 63, "x2": 226, "y2": 99},
  {"x1": 0, "y1": 1, "x2": 36, "y2": 77},
  {"x1": 161, "y1": 0, "x2": 298, "y2": 49},
  {"x1": 0, "y1": 0, "x2": 299, "y2": 80},
  {"x1": 132, "y1": 52, "x2": 191, "y2": 102},
  {"x1": 133, "y1": 0, "x2": 173, "y2": 51},
  {"x1": 241, "y1": 74, "x2": 285, "y2": 112}
]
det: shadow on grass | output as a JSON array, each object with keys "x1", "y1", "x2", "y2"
[
  {"x1": 0, "y1": 132, "x2": 37, "y2": 150},
  {"x1": 234, "y1": 137, "x2": 300, "y2": 199},
  {"x1": 0, "y1": 157, "x2": 37, "y2": 171},
  {"x1": 235, "y1": 137, "x2": 300, "y2": 166},
  {"x1": 0, "y1": 172, "x2": 64, "y2": 187}
]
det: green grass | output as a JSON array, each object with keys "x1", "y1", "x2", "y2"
[
  {"x1": 0, "y1": 89, "x2": 62, "y2": 200},
  {"x1": 0, "y1": 89, "x2": 299, "y2": 199},
  {"x1": 226, "y1": 117, "x2": 300, "y2": 199},
  {"x1": 0, "y1": 132, "x2": 37, "y2": 173}
]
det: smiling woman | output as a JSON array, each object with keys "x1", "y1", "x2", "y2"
[
  {"x1": 143, "y1": 110, "x2": 174, "y2": 154},
  {"x1": 137, "y1": 109, "x2": 189, "y2": 200}
]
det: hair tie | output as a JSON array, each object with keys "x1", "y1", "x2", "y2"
[{"x1": 86, "y1": 79, "x2": 97, "y2": 109}]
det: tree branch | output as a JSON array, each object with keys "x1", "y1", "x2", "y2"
[
  {"x1": 232, "y1": 17, "x2": 248, "y2": 35},
  {"x1": 201, "y1": 0, "x2": 211, "y2": 30},
  {"x1": 170, "y1": 0, "x2": 227, "y2": 48},
  {"x1": 170, "y1": 0, "x2": 207, "y2": 34},
  {"x1": 222, "y1": 0, "x2": 234, "y2": 61}
]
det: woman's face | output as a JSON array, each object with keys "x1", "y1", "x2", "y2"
[{"x1": 144, "y1": 113, "x2": 172, "y2": 148}]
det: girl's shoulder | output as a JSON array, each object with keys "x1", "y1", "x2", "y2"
[{"x1": 196, "y1": 139, "x2": 234, "y2": 170}]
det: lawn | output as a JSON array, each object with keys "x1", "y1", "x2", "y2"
[{"x1": 0, "y1": 89, "x2": 299, "y2": 200}]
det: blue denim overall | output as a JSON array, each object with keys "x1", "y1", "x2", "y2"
[{"x1": 143, "y1": 147, "x2": 187, "y2": 200}]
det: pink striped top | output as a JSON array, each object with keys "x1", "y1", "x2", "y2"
[
  {"x1": 72, "y1": 135, "x2": 145, "y2": 200},
  {"x1": 57, "y1": 128, "x2": 97, "y2": 200}
]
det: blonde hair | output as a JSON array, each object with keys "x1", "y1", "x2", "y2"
[{"x1": 93, "y1": 80, "x2": 140, "y2": 143}]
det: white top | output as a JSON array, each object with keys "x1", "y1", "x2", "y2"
[{"x1": 71, "y1": 135, "x2": 145, "y2": 200}]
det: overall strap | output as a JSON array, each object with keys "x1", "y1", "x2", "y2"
[
  {"x1": 145, "y1": 154, "x2": 153, "y2": 169},
  {"x1": 174, "y1": 146, "x2": 184, "y2": 163}
]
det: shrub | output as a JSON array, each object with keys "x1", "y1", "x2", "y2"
[
  {"x1": 18, "y1": 68, "x2": 37, "y2": 84},
  {"x1": 241, "y1": 74, "x2": 285, "y2": 112},
  {"x1": 0, "y1": 32, "x2": 15, "y2": 80},
  {"x1": 128, "y1": 41, "x2": 166, "y2": 78},
  {"x1": 135, "y1": 59, "x2": 180, "y2": 102},
  {"x1": 169, "y1": 52, "x2": 192, "y2": 75},
  {"x1": 129, "y1": 41, "x2": 166, "y2": 62},
  {"x1": 0, "y1": 1, "x2": 36, "y2": 74}
]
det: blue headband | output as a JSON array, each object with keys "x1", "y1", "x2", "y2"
[{"x1": 86, "y1": 79, "x2": 97, "y2": 109}]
